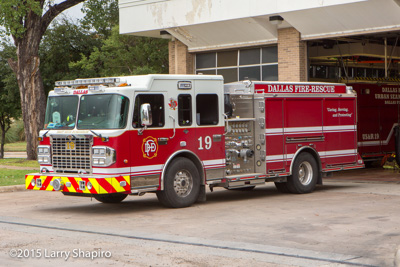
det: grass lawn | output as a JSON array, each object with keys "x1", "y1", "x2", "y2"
[
  {"x1": 0, "y1": 141, "x2": 37, "y2": 186},
  {"x1": 4, "y1": 141, "x2": 27, "y2": 152},
  {"x1": 0, "y1": 158, "x2": 38, "y2": 186},
  {"x1": 0, "y1": 158, "x2": 39, "y2": 168},
  {"x1": 0, "y1": 169, "x2": 37, "y2": 186}
]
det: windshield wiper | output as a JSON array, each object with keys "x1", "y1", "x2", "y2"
[
  {"x1": 90, "y1": 130, "x2": 109, "y2": 142},
  {"x1": 42, "y1": 130, "x2": 50, "y2": 138}
]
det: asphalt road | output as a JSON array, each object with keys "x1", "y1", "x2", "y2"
[{"x1": 0, "y1": 178, "x2": 399, "y2": 266}]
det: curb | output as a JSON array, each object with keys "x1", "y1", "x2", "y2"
[{"x1": 0, "y1": 185, "x2": 26, "y2": 193}]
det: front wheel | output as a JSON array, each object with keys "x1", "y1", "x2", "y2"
[
  {"x1": 287, "y1": 152, "x2": 318, "y2": 194},
  {"x1": 157, "y1": 157, "x2": 200, "y2": 208},
  {"x1": 93, "y1": 193, "x2": 128, "y2": 203}
]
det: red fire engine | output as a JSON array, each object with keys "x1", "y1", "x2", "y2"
[
  {"x1": 25, "y1": 75, "x2": 364, "y2": 208},
  {"x1": 348, "y1": 83, "x2": 400, "y2": 162}
]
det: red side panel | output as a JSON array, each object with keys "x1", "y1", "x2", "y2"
[
  {"x1": 265, "y1": 98, "x2": 284, "y2": 171},
  {"x1": 264, "y1": 93, "x2": 359, "y2": 173},
  {"x1": 283, "y1": 98, "x2": 324, "y2": 169},
  {"x1": 323, "y1": 98, "x2": 358, "y2": 165}
]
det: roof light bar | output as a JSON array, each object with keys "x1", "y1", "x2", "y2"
[{"x1": 55, "y1": 78, "x2": 121, "y2": 87}]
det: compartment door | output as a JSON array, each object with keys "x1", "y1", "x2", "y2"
[{"x1": 265, "y1": 98, "x2": 285, "y2": 171}]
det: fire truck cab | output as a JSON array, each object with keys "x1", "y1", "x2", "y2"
[{"x1": 26, "y1": 74, "x2": 364, "y2": 208}]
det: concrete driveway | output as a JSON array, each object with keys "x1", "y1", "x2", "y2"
[{"x1": 0, "y1": 171, "x2": 400, "y2": 266}]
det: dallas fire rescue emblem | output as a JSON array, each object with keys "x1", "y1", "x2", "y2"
[{"x1": 142, "y1": 136, "x2": 158, "y2": 159}]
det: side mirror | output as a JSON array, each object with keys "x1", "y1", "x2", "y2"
[{"x1": 140, "y1": 103, "x2": 152, "y2": 126}]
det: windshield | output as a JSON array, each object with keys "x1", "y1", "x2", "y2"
[
  {"x1": 44, "y1": 96, "x2": 79, "y2": 130},
  {"x1": 77, "y1": 94, "x2": 129, "y2": 129}
]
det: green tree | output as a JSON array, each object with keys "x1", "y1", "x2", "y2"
[
  {"x1": 39, "y1": 17, "x2": 102, "y2": 94},
  {"x1": 80, "y1": 0, "x2": 118, "y2": 38},
  {"x1": 0, "y1": 0, "x2": 86, "y2": 160},
  {"x1": 70, "y1": 25, "x2": 169, "y2": 77},
  {"x1": 0, "y1": 43, "x2": 21, "y2": 158}
]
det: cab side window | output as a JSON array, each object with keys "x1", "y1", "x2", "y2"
[
  {"x1": 196, "y1": 94, "x2": 219, "y2": 125},
  {"x1": 178, "y1": 94, "x2": 192, "y2": 126},
  {"x1": 133, "y1": 94, "x2": 164, "y2": 128}
]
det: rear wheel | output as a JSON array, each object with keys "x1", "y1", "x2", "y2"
[
  {"x1": 157, "y1": 157, "x2": 200, "y2": 208},
  {"x1": 287, "y1": 152, "x2": 318, "y2": 194},
  {"x1": 93, "y1": 193, "x2": 127, "y2": 203}
]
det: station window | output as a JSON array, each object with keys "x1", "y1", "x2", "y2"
[
  {"x1": 196, "y1": 53, "x2": 216, "y2": 69},
  {"x1": 240, "y1": 48, "x2": 260, "y2": 65},
  {"x1": 218, "y1": 68, "x2": 238, "y2": 83},
  {"x1": 133, "y1": 94, "x2": 164, "y2": 128},
  {"x1": 218, "y1": 51, "x2": 237, "y2": 67},
  {"x1": 262, "y1": 46, "x2": 278, "y2": 63},
  {"x1": 195, "y1": 45, "x2": 278, "y2": 83},
  {"x1": 239, "y1": 66, "x2": 260, "y2": 81},
  {"x1": 262, "y1": 65, "x2": 278, "y2": 81},
  {"x1": 196, "y1": 94, "x2": 218, "y2": 125},
  {"x1": 178, "y1": 94, "x2": 192, "y2": 126}
]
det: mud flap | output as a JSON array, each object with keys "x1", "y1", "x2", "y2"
[
  {"x1": 395, "y1": 125, "x2": 400, "y2": 166},
  {"x1": 196, "y1": 185, "x2": 206, "y2": 203}
]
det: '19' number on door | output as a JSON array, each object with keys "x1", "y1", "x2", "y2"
[{"x1": 198, "y1": 136, "x2": 212, "y2": 150}]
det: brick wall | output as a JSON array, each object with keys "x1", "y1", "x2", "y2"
[
  {"x1": 168, "y1": 40, "x2": 194, "y2": 74},
  {"x1": 278, "y1": 27, "x2": 307, "y2": 82}
]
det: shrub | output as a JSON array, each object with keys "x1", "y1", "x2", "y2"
[{"x1": 4, "y1": 120, "x2": 25, "y2": 143}]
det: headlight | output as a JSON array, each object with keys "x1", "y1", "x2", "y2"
[
  {"x1": 37, "y1": 145, "x2": 50, "y2": 155},
  {"x1": 92, "y1": 146, "x2": 116, "y2": 167},
  {"x1": 93, "y1": 148, "x2": 106, "y2": 156},
  {"x1": 37, "y1": 145, "x2": 51, "y2": 164},
  {"x1": 38, "y1": 156, "x2": 50, "y2": 164}
]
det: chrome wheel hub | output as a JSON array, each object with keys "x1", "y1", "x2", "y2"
[
  {"x1": 298, "y1": 161, "x2": 313, "y2": 185},
  {"x1": 174, "y1": 170, "x2": 193, "y2": 197}
]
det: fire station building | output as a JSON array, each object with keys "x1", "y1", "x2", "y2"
[{"x1": 119, "y1": 0, "x2": 400, "y2": 84}]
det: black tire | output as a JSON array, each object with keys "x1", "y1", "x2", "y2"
[
  {"x1": 274, "y1": 182, "x2": 290, "y2": 193},
  {"x1": 157, "y1": 157, "x2": 200, "y2": 208},
  {"x1": 93, "y1": 193, "x2": 128, "y2": 203},
  {"x1": 286, "y1": 152, "x2": 318, "y2": 194}
]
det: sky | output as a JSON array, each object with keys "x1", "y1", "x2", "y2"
[
  {"x1": 55, "y1": 1, "x2": 84, "y2": 22},
  {"x1": 0, "y1": 1, "x2": 86, "y2": 46}
]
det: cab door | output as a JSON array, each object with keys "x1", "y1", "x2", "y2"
[{"x1": 130, "y1": 92, "x2": 167, "y2": 190}]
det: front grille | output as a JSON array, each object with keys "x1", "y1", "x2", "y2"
[{"x1": 51, "y1": 135, "x2": 92, "y2": 173}]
